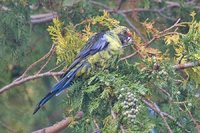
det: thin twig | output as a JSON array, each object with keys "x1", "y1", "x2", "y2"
[
  {"x1": 177, "y1": 53, "x2": 186, "y2": 64},
  {"x1": 53, "y1": 75, "x2": 59, "y2": 82},
  {"x1": 111, "y1": 110, "x2": 125, "y2": 133},
  {"x1": 120, "y1": 52, "x2": 138, "y2": 61},
  {"x1": 93, "y1": 118, "x2": 100, "y2": 133},
  {"x1": 159, "y1": 88, "x2": 170, "y2": 97},
  {"x1": 184, "y1": 103, "x2": 198, "y2": 126},
  {"x1": 37, "y1": 49, "x2": 55, "y2": 74},
  {"x1": 160, "y1": 18, "x2": 181, "y2": 34},
  {"x1": 161, "y1": 112, "x2": 190, "y2": 132},
  {"x1": 49, "y1": 62, "x2": 65, "y2": 72},
  {"x1": 31, "y1": 15, "x2": 57, "y2": 24},
  {"x1": 159, "y1": 88, "x2": 173, "y2": 102},
  {"x1": 15, "y1": 44, "x2": 55, "y2": 82},
  {"x1": 37, "y1": 55, "x2": 52, "y2": 74}
]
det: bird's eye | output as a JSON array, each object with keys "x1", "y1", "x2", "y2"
[{"x1": 124, "y1": 31, "x2": 127, "y2": 34}]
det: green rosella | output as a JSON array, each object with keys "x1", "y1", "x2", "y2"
[{"x1": 33, "y1": 26, "x2": 132, "y2": 114}]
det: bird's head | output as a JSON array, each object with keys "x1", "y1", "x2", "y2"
[{"x1": 111, "y1": 26, "x2": 133, "y2": 48}]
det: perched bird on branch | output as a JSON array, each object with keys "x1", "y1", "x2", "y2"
[{"x1": 33, "y1": 26, "x2": 132, "y2": 114}]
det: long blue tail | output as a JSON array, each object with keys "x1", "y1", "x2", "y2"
[{"x1": 33, "y1": 67, "x2": 80, "y2": 114}]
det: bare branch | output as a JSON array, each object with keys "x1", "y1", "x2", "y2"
[
  {"x1": 0, "y1": 4, "x2": 58, "y2": 24},
  {"x1": 32, "y1": 111, "x2": 83, "y2": 133},
  {"x1": 173, "y1": 61, "x2": 200, "y2": 70},
  {"x1": 31, "y1": 15, "x2": 58, "y2": 24},
  {"x1": 0, "y1": 71, "x2": 64, "y2": 94},
  {"x1": 31, "y1": 12, "x2": 58, "y2": 24},
  {"x1": 32, "y1": 118, "x2": 73, "y2": 133},
  {"x1": 30, "y1": 12, "x2": 57, "y2": 20}
]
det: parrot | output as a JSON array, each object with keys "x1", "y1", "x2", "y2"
[{"x1": 33, "y1": 26, "x2": 132, "y2": 114}]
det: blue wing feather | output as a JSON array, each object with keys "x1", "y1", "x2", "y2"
[{"x1": 61, "y1": 32, "x2": 108, "y2": 78}]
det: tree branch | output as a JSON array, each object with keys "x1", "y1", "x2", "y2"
[
  {"x1": 142, "y1": 99, "x2": 172, "y2": 133},
  {"x1": 154, "y1": 103, "x2": 173, "y2": 133},
  {"x1": 0, "y1": 71, "x2": 64, "y2": 94},
  {"x1": 0, "y1": 4, "x2": 58, "y2": 24},
  {"x1": 31, "y1": 12, "x2": 58, "y2": 24},
  {"x1": 32, "y1": 111, "x2": 83, "y2": 133},
  {"x1": 173, "y1": 61, "x2": 200, "y2": 70},
  {"x1": 142, "y1": 98, "x2": 190, "y2": 133}
]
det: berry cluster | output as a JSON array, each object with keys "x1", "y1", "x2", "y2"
[{"x1": 118, "y1": 88, "x2": 140, "y2": 123}]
